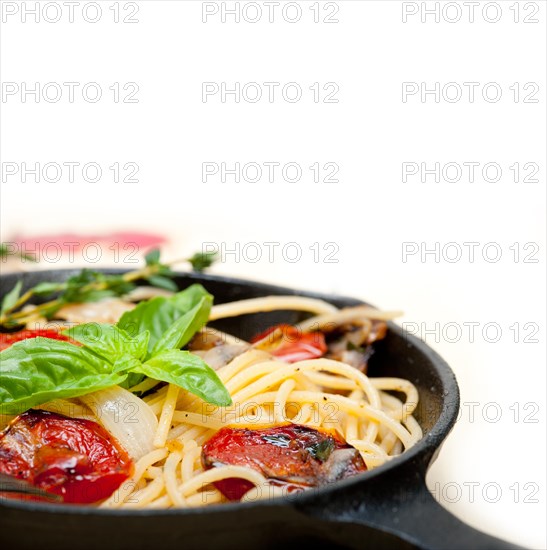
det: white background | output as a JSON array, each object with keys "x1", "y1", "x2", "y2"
[{"x1": 0, "y1": 1, "x2": 546, "y2": 547}]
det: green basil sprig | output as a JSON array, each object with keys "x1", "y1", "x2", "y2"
[
  {"x1": 117, "y1": 284, "x2": 212, "y2": 359},
  {"x1": 0, "y1": 285, "x2": 231, "y2": 414},
  {"x1": 0, "y1": 248, "x2": 218, "y2": 328}
]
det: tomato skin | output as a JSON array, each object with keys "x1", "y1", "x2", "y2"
[
  {"x1": 202, "y1": 424, "x2": 367, "y2": 501},
  {"x1": 0, "y1": 409, "x2": 133, "y2": 504},
  {"x1": 0, "y1": 329, "x2": 78, "y2": 352},
  {"x1": 251, "y1": 324, "x2": 327, "y2": 363}
]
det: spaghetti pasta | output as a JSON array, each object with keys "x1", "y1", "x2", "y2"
[
  {"x1": 94, "y1": 296, "x2": 422, "y2": 509},
  {"x1": 1, "y1": 292, "x2": 422, "y2": 509}
]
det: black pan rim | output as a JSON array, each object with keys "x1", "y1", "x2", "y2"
[{"x1": 0, "y1": 269, "x2": 460, "y2": 517}]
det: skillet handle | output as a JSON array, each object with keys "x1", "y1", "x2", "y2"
[{"x1": 295, "y1": 457, "x2": 524, "y2": 550}]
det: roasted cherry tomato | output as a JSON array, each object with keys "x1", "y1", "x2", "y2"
[
  {"x1": 0, "y1": 329, "x2": 78, "y2": 352},
  {"x1": 0, "y1": 409, "x2": 133, "y2": 504},
  {"x1": 202, "y1": 424, "x2": 366, "y2": 501},
  {"x1": 251, "y1": 324, "x2": 327, "y2": 363}
]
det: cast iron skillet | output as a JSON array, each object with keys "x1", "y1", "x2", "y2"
[{"x1": 0, "y1": 270, "x2": 521, "y2": 550}]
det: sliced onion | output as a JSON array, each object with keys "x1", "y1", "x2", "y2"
[
  {"x1": 55, "y1": 299, "x2": 135, "y2": 324},
  {"x1": 80, "y1": 386, "x2": 158, "y2": 460},
  {"x1": 124, "y1": 286, "x2": 174, "y2": 302},
  {"x1": 201, "y1": 343, "x2": 250, "y2": 370}
]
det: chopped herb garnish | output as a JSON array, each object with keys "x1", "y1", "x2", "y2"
[{"x1": 309, "y1": 438, "x2": 335, "y2": 462}]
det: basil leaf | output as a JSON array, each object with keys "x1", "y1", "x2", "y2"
[
  {"x1": 147, "y1": 275, "x2": 178, "y2": 292},
  {"x1": 1, "y1": 281, "x2": 22, "y2": 315},
  {"x1": 63, "y1": 323, "x2": 149, "y2": 362},
  {"x1": 151, "y1": 297, "x2": 211, "y2": 356},
  {"x1": 117, "y1": 298, "x2": 178, "y2": 355},
  {"x1": 32, "y1": 282, "x2": 65, "y2": 296},
  {"x1": 145, "y1": 248, "x2": 161, "y2": 265},
  {"x1": 112, "y1": 354, "x2": 143, "y2": 374},
  {"x1": 188, "y1": 251, "x2": 217, "y2": 272},
  {"x1": 122, "y1": 372, "x2": 147, "y2": 389},
  {"x1": 171, "y1": 284, "x2": 211, "y2": 312},
  {"x1": 0, "y1": 337, "x2": 126, "y2": 414},
  {"x1": 117, "y1": 285, "x2": 212, "y2": 358},
  {"x1": 112, "y1": 354, "x2": 148, "y2": 390},
  {"x1": 135, "y1": 350, "x2": 231, "y2": 406}
]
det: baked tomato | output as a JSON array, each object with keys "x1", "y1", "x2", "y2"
[
  {"x1": 0, "y1": 329, "x2": 78, "y2": 352},
  {"x1": 0, "y1": 409, "x2": 133, "y2": 504},
  {"x1": 202, "y1": 424, "x2": 366, "y2": 500},
  {"x1": 251, "y1": 324, "x2": 327, "y2": 363}
]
